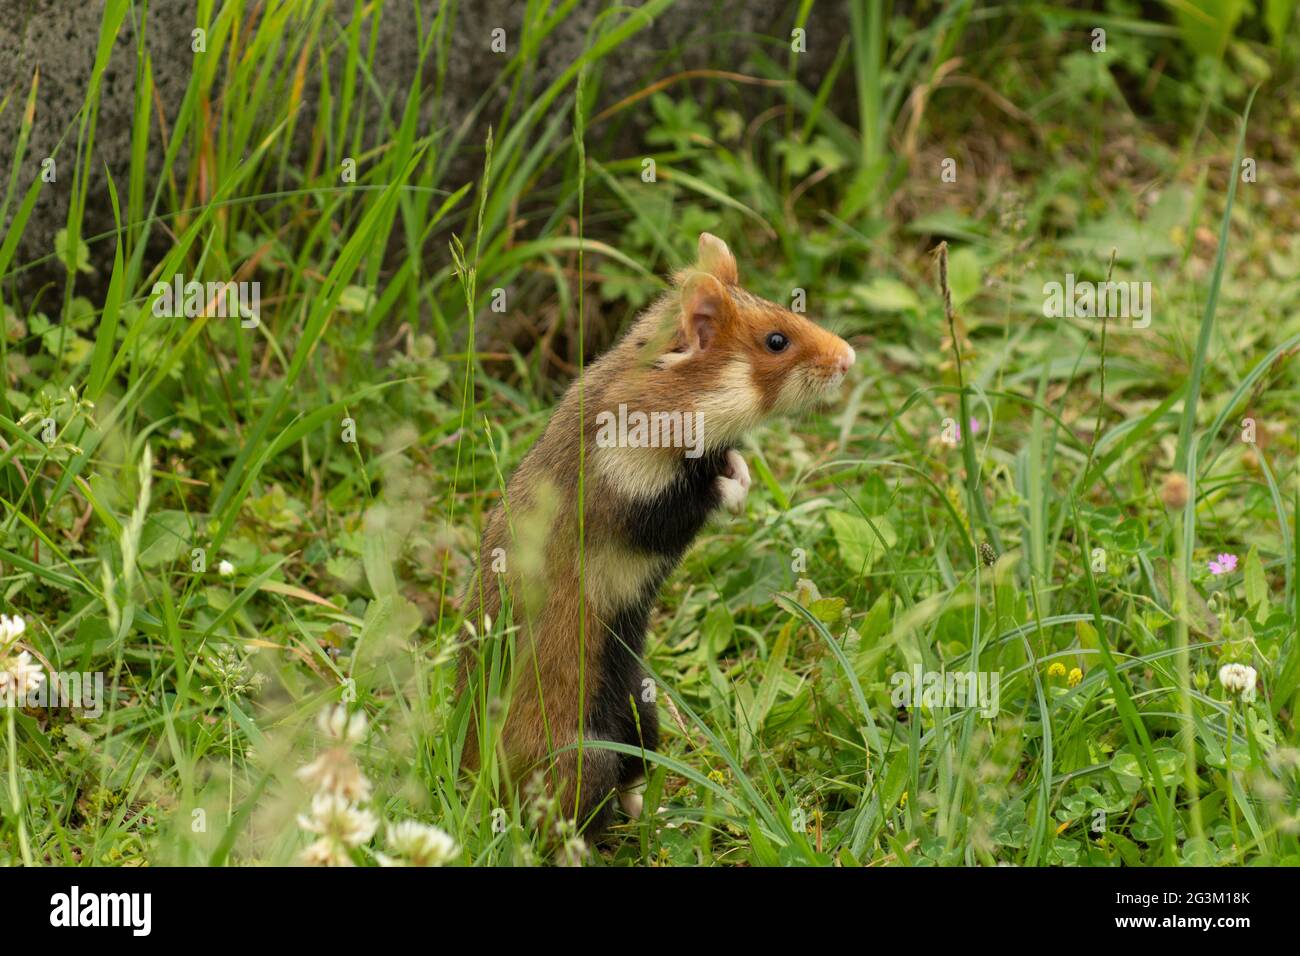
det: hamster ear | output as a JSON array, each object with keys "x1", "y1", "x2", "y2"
[
  {"x1": 678, "y1": 272, "x2": 726, "y2": 352},
  {"x1": 696, "y1": 232, "x2": 738, "y2": 285}
]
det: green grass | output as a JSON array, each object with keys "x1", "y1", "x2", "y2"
[{"x1": 0, "y1": 0, "x2": 1296, "y2": 866}]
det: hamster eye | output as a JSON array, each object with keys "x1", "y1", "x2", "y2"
[{"x1": 765, "y1": 332, "x2": 789, "y2": 353}]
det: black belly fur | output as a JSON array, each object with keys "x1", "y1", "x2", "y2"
[
  {"x1": 587, "y1": 447, "x2": 729, "y2": 775},
  {"x1": 588, "y1": 593, "x2": 660, "y2": 758},
  {"x1": 618, "y1": 446, "x2": 728, "y2": 560}
]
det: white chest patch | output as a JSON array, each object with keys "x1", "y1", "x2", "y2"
[
  {"x1": 700, "y1": 359, "x2": 763, "y2": 445},
  {"x1": 594, "y1": 442, "x2": 681, "y2": 502}
]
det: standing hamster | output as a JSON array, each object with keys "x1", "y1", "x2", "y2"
[{"x1": 459, "y1": 233, "x2": 855, "y2": 836}]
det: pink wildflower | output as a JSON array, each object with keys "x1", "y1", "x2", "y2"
[{"x1": 1208, "y1": 553, "x2": 1238, "y2": 576}]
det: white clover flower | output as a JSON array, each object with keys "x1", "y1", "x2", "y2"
[
  {"x1": 296, "y1": 748, "x2": 373, "y2": 802},
  {"x1": 297, "y1": 793, "x2": 377, "y2": 847},
  {"x1": 217, "y1": 560, "x2": 235, "y2": 577},
  {"x1": 384, "y1": 820, "x2": 459, "y2": 867},
  {"x1": 317, "y1": 704, "x2": 368, "y2": 745},
  {"x1": 0, "y1": 614, "x2": 26, "y2": 650},
  {"x1": 1218, "y1": 663, "x2": 1258, "y2": 703},
  {"x1": 300, "y1": 837, "x2": 354, "y2": 867},
  {"x1": 0, "y1": 650, "x2": 44, "y2": 702}
]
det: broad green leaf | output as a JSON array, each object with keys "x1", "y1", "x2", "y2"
[
  {"x1": 827, "y1": 510, "x2": 897, "y2": 573},
  {"x1": 1243, "y1": 545, "x2": 1267, "y2": 611},
  {"x1": 851, "y1": 277, "x2": 920, "y2": 313}
]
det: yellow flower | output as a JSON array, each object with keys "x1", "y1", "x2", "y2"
[
  {"x1": 1068, "y1": 667, "x2": 1083, "y2": 687},
  {"x1": 707, "y1": 769, "x2": 728, "y2": 786},
  {"x1": 1047, "y1": 662, "x2": 1066, "y2": 679},
  {"x1": 899, "y1": 791, "x2": 908, "y2": 808}
]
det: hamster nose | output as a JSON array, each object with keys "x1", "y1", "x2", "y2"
[{"x1": 835, "y1": 346, "x2": 856, "y2": 375}]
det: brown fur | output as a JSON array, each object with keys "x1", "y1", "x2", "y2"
[{"x1": 457, "y1": 234, "x2": 854, "y2": 827}]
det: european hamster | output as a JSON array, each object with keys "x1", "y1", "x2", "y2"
[{"x1": 459, "y1": 233, "x2": 855, "y2": 836}]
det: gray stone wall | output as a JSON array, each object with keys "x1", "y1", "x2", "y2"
[{"x1": 0, "y1": 0, "x2": 846, "y2": 301}]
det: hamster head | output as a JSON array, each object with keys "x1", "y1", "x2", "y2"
[{"x1": 642, "y1": 233, "x2": 856, "y2": 447}]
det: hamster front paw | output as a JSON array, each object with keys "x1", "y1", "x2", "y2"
[{"x1": 715, "y1": 448, "x2": 751, "y2": 515}]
